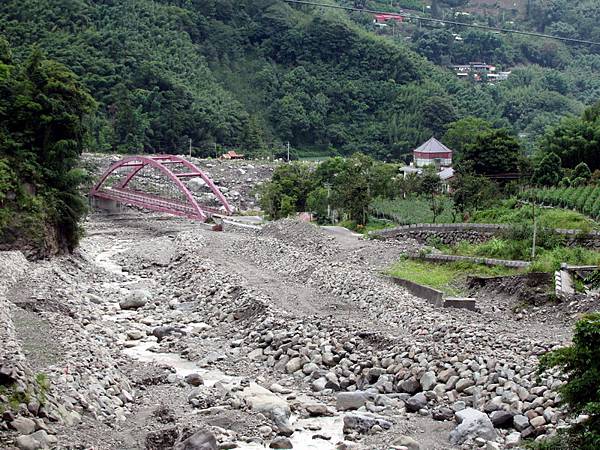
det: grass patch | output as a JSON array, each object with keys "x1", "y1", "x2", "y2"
[
  {"x1": 472, "y1": 199, "x2": 597, "y2": 231},
  {"x1": 387, "y1": 258, "x2": 520, "y2": 296},
  {"x1": 339, "y1": 217, "x2": 396, "y2": 234},
  {"x1": 370, "y1": 195, "x2": 457, "y2": 225},
  {"x1": 35, "y1": 372, "x2": 50, "y2": 404},
  {"x1": 434, "y1": 238, "x2": 600, "y2": 273},
  {"x1": 0, "y1": 383, "x2": 32, "y2": 412},
  {"x1": 529, "y1": 247, "x2": 600, "y2": 272}
]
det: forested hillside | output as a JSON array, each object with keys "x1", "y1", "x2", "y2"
[
  {"x1": 0, "y1": 0, "x2": 597, "y2": 159},
  {"x1": 0, "y1": 37, "x2": 94, "y2": 257}
]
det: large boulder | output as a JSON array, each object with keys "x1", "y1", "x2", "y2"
[
  {"x1": 119, "y1": 289, "x2": 151, "y2": 310},
  {"x1": 16, "y1": 431, "x2": 57, "y2": 450},
  {"x1": 449, "y1": 408, "x2": 497, "y2": 445},
  {"x1": 269, "y1": 437, "x2": 293, "y2": 449},
  {"x1": 420, "y1": 371, "x2": 437, "y2": 391},
  {"x1": 400, "y1": 377, "x2": 421, "y2": 394},
  {"x1": 513, "y1": 414, "x2": 530, "y2": 431},
  {"x1": 11, "y1": 417, "x2": 36, "y2": 435},
  {"x1": 405, "y1": 393, "x2": 427, "y2": 413},
  {"x1": 336, "y1": 391, "x2": 370, "y2": 411},
  {"x1": 490, "y1": 410, "x2": 514, "y2": 428},
  {"x1": 343, "y1": 413, "x2": 392, "y2": 434},
  {"x1": 238, "y1": 383, "x2": 292, "y2": 436},
  {"x1": 174, "y1": 431, "x2": 217, "y2": 450},
  {"x1": 285, "y1": 357, "x2": 306, "y2": 374},
  {"x1": 393, "y1": 435, "x2": 421, "y2": 450}
]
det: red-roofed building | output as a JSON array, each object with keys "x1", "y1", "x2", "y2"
[
  {"x1": 413, "y1": 137, "x2": 453, "y2": 168},
  {"x1": 221, "y1": 150, "x2": 245, "y2": 160},
  {"x1": 374, "y1": 13, "x2": 404, "y2": 23}
]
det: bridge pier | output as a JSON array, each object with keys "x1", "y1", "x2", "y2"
[{"x1": 90, "y1": 196, "x2": 121, "y2": 213}]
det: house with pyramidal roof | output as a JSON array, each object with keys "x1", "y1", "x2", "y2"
[{"x1": 413, "y1": 137, "x2": 453, "y2": 168}]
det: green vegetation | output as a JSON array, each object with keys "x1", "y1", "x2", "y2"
[
  {"x1": 0, "y1": 37, "x2": 94, "y2": 254},
  {"x1": 0, "y1": 0, "x2": 458, "y2": 158},
  {"x1": 538, "y1": 105, "x2": 600, "y2": 171},
  {"x1": 429, "y1": 222, "x2": 600, "y2": 272},
  {"x1": 472, "y1": 199, "x2": 597, "y2": 231},
  {"x1": 528, "y1": 247, "x2": 600, "y2": 273},
  {"x1": 35, "y1": 373, "x2": 50, "y2": 404},
  {"x1": 0, "y1": 0, "x2": 598, "y2": 255},
  {"x1": 584, "y1": 270, "x2": 600, "y2": 290},
  {"x1": 459, "y1": 128, "x2": 525, "y2": 176},
  {"x1": 400, "y1": 6, "x2": 598, "y2": 150},
  {"x1": 0, "y1": 1, "x2": 596, "y2": 159},
  {"x1": 0, "y1": 383, "x2": 32, "y2": 413},
  {"x1": 537, "y1": 313, "x2": 600, "y2": 450},
  {"x1": 388, "y1": 258, "x2": 519, "y2": 296},
  {"x1": 520, "y1": 187, "x2": 600, "y2": 221},
  {"x1": 339, "y1": 217, "x2": 395, "y2": 234},
  {"x1": 370, "y1": 195, "x2": 456, "y2": 224},
  {"x1": 261, "y1": 154, "x2": 400, "y2": 225}
]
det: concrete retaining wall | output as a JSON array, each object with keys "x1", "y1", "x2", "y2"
[
  {"x1": 386, "y1": 276, "x2": 476, "y2": 311},
  {"x1": 387, "y1": 275, "x2": 444, "y2": 306}
]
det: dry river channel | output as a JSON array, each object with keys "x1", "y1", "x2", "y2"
[{"x1": 1, "y1": 212, "x2": 576, "y2": 450}]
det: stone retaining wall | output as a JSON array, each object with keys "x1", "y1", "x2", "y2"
[
  {"x1": 371, "y1": 223, "x2": 600, "y2": 249},
  {"x1": 418, "y1": 253, "x2": 531, "y2": 269}
]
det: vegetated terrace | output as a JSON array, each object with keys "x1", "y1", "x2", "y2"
[{"x1": 387, "y1": 258, "x2": 521, "y2": 296}]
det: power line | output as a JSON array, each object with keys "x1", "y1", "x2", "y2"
[{"x1": 283, "y1": 0, "x2": 600, "y2": 47}]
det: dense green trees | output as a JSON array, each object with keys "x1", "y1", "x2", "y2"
[
  {"x1": 532, "y1": 153, "x2": 563, "y2": 187},
  {"x1": 260, "y1": 154, "x2": 400, "y2": 225},
  {"x1": 539, "y1": 102, "x2": 600, "y2": 171},
  {"x1": 0, "y1": 38, "x2": 94, "y2": 254},
  {"x1": 451, "y1": 169, "x2": 496, "y2": 217},
  {"x1": 460, "y1": 128, "x2": 523, "y2": 176},
  {"x1": 0, "y1": 0, "x2": 593, "y2": 158},
  {"x1": 443, "y1": 117, "x2": 493, "y2": 158},
  {"x1": 259, "y1": 162, "x2": 315, "y2": 220},
  {"x1": 539, "y1": 313, "x2": 600, "y2": 449}
]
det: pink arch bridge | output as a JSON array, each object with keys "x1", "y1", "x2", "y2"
[{"x1": 90, "y1": 155, "x2": 233, "y2": 221}]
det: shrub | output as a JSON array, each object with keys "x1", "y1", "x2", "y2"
[{"x1": 538, "y1": 314, "x2": 600, "y2": 450}]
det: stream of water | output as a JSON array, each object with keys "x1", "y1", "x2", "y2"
[{"x1": 96, "y1": 242, "x2": 346, "y2": 449}]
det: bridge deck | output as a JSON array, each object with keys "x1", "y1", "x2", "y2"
[{"x1": 94, "y1": 187, "x2": 224, "y2": 219}]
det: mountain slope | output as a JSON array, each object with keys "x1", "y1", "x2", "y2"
[{"x1": 0, "y1": 0, "x2": 592, "y2": 158}]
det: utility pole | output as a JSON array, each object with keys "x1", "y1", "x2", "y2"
[
  {"x1": 189, "y1": 138, "x2": 192, "y2": 159},
  {"x1": 325, "y1": 182, "x2": 332, "y2": 223},
  {"x1": 214, "y1": 142, "x2": 217, "y2": 159},
  {"x1": 531, "y1": 202, "x2": 537, "y2": 260}
]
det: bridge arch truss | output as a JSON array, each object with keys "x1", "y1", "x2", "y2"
[{"x1": 90, "y1": 155, "x2": 233, "y2": 221}]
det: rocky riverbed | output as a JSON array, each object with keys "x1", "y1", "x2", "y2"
[{"x1": 0, "y1": 213, "x2": 587, "y2": 450}]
